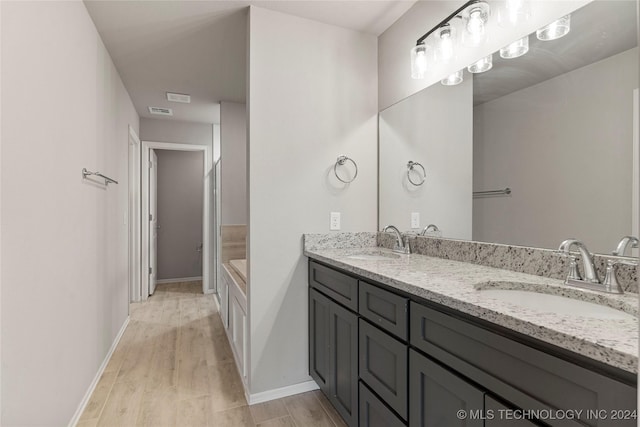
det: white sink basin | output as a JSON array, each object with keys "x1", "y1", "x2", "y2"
[
  {"x1": 480, "y1": 289, "x2": 636, "y2": 320},
  {"x1": 346, "y1": 253, "x2": 400, "y2": 261}
]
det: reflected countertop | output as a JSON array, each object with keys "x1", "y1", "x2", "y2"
[{"x1": 304, "y1": 246, "x2": 638, "y2": 374}]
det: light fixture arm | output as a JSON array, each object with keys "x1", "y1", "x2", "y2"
[{"x1": 416, "y1": 0, "x2": 484, "y2": 45}]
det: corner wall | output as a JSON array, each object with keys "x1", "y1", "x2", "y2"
[
  {"x1": 1, "y1": 2, "x2": 139, "y2": 424},
  {"x1": 247, "y1": 6, "x2": 378, "y2": 395},
  {"x1": 220, "y1": 102, "x2": 247, "y2": 225}
]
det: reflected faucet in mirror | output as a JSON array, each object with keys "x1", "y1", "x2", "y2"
[
  {"x1": 612, "y1": 236, "x2": 639, "y2": 257},
  {"x1": 382, "y1": 225, "x2": 411, "y2": 255},
  {"x1": 420, "y1": 224, "x2": 440, "y2": 236}
]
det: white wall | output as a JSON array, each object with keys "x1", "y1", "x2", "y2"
[
  {"x1": 473, "y1": 48, "x2": 638, "y2": 253},
  {"x1": 379, "y1": 78, "x2": 473, "y2": 239},
  {"x1": 140, "y1": 117, "x2": 213, "y2": 149},
  {"x1": 156, "y1": 150, "x2": 204, "y2": 280},
  {"x1": 248, "y1": 6, "x2": 377, "y2": 395},
  {"x1": 220, "y1": 102, "x2": 247, "y2": 225},
  {"x1": 1, "y1": 2, "x2": 139, "y2": 425},
  {"x1": 378, "y1": 0, "x2": 589, "y2": 110}
]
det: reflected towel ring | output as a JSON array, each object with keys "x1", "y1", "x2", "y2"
[
  {"x1": 334, "y1": 155, "x2": 358, "y2": 183},
  {"x1": 407, "y1": 161, "x2": 426, "y2": 186}
]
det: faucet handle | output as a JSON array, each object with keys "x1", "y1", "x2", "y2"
[
  {"x1": 602, "y1": 259, "x2": 631, "y2": 294},
  {"x1": 566, "y1": 255, "x2": 582, "y2": 281}
]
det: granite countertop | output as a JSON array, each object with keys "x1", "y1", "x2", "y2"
[{"x1": 304, "y1": 246, "x2": 639, "y2": 374}]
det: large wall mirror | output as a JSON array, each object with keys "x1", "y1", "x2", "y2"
[{"x1": 379, "y1": 0, "x2": 639, "y2": 255}]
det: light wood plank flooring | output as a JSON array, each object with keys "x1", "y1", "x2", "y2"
[{"x1": 78, "y1": 281, "x2": 346, "y2": 427}]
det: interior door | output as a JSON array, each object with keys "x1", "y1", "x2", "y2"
[{"x1": 149, "y1": 149, "x2": 158, "y2": 295}]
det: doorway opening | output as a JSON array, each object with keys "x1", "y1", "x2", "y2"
[{"x1": 140, "y1": 141, "x2": 213, "y2": 299}]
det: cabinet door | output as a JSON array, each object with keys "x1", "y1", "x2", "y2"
[
  {"x1": 409, "y1": 350, "x2": 484, "y2": 427},
  {"x1": 359, "y1": 319, "x2": 408, "y2": 420},
  {"x1": 330, "y1": 301, "x2": 359, "y2": 427},
  {"x1": 310, "y1": 288, "x2": 332, "y2": 395},
  {"x1": 485, "y1": 396, "x2": 537, "y2": 427},
  {"x1": 359, "y1": 381, "x2": 406, "y2": 427}
]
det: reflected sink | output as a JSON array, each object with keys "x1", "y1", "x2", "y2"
[
  {"x1": 346, "y1": 252, "x2": 400, "y2": 261},
  {"x1": 479, "y1": 289, "x2": 636, "y2": 320}
]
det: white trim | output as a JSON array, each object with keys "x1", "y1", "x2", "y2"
[
  {"x1": 247, "y1": 380, "x2": 319, "y2": 405},
  {"x1": 155, "y1": 276, "x2": 203, "y2": 284},
  {"x1": 128, "y1": 126, "x2": 141, "y2": 303},
  {"x1": 141, "y1": 141, "x2": 212, "y2": 300},
  {"x1": 68, "y1": 317, "x2": 130, "y2": 427}
]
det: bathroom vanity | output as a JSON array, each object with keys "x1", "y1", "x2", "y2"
[{"x1": 305, "y1": 242, "x2": 637, "y2": 427}]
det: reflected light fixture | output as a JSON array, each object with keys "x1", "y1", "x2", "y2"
[
  {"x1": 500, "y1": 35, "x2": 529, "y2": 59},
  {"x1": 498, "y1": 0, "x2": 531, "y2": 27},
  {"x1": 411, "y1": 43, "x2": 430, "y2": 79},
  {"x1": 441, "y1": 70, "x2": 464, "y2": 86},
  {"x1": 537, "y1": 14, "x2": 571, "y2": 41},
  {"x1": 468, "y1": 54, "x2": 493, "y2": 73}
]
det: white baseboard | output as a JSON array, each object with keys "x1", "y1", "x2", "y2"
[
  {"x1": 68, "y1": 317, "x2": 130, "y2": 427},
  {"x1": 247, "y1": 380, "x2": 320, "y2": 405},
  {"x1": 155, "y1": 276, "x2": 202, "y2": 284}
]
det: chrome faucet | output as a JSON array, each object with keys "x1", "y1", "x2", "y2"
[
  {"x1": 612, "y1": 236, "x2": 639, "y2": 257},
  {"x1": 558, "y1": 239, "x2": 600, "y2": 284},
  {"x1": 420, "y1": 224, "x2": 440, "y2": 236},
  {"x1": 382, "y1": 225, "x2": 410, "y2": 254}
]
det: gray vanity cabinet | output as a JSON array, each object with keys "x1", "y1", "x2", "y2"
[
  {"x1": 309, "y1": 262, "x2": 359, "y2": 427},
  {"x1": 484, "y1": 396, "x2": 537, "y2": 427},
  {"x1": 409, "y1": 349, "x2": 485, "y2": 427}
]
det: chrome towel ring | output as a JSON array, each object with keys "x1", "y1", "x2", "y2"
[
  {"x1": 334, "y1": 155, "x2": 358, "y2": 184},
  {"x1": 407, "y1": 161, "x2": 426, "y2": 186}
]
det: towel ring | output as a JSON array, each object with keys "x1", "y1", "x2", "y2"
[
  {"x1": 407, "y1": 161, "x2": 426, "y2": 186},
  {"x1": 334, "y1": 155, "x2": 358, "y2": 184}
]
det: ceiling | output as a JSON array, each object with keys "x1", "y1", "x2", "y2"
[
  {"x1": 473, "y1": 0, "x2": 638, "y2": 105},
  {"x1": 84, "y1": 0, "x2": 417, "y2": 124}
]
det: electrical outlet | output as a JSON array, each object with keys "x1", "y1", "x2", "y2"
[
  {"x1": 411, "y1": 212, "x2": 420, "y2": 229},
  {"x1": 330, "y1": 212, "x2": 341, "y2": 230}
]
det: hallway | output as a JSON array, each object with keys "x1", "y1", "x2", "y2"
[{"x1": 77, "y1": 282, "x2": 346, "y2": 427}]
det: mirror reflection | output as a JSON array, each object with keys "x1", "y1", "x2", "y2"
[{"x1": 379, "y1": 0, "x2": 639, "y2": 255}]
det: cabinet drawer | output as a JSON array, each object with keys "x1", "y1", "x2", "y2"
[
  {"x1": 359, "y1": 381, "x2": 406, "y2": 427},
  {"x1": 410, "y1": 302, "x2": 636, "y2": 427},
  {"x1": 409, "y1": 349, "x2": 484, "y2": 427},
  {"x1": 359, "y1": 319, "x2": 408, "y2": 420},
  {"x1": 485, "y1": 396, "x2": 537, "y2": 427},
  {"x1": 359, "y1": 281, "x2": 408, "y2": 340},
  {"x1": 310, "y1": 261, "x2": 358, "y2": 311}
]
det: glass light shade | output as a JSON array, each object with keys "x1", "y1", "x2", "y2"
[
  {"x1": 537, "y1": 15, "x2": 571, "y2": 41},
  {"x1": 435, "y1": 24, "x2": 457, "y2": 63},
  {"x1": 500, "y1": 35, "x2": 529, "y2": 59},
  {"x1": 410, "y1": 44, "x2": 430, "y2": 79},
  {"x1": 497, "y1": 0, "x2": 531, "y2": 27},
  {"x1": 441, "y1": 70, "x2": 463, "y2": 86},
  {"x1": 467, "y1": 54, "x2": 493, "y2": 73},
  {"x1": 462, "y1": 2, "x2": 490, "y2": 47}
]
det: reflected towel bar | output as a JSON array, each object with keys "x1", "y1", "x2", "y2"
[
  {"x1": 473, "y1": 187, "x2": 511, "y2": 197},
  {"x1": 82, "y1": 168, "x2": 118, "y2": 186}
]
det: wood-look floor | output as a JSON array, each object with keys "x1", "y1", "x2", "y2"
[{"x1": 78, "y1": 281, "x2": 346, "y2": 427}]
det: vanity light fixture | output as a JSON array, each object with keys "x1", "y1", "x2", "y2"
[
  {"x1": 500, "y1": 35, "x2": 529, "y2": 59},
  {"x1": 441, "y1": 70, "x2": 464, "y2": 86},
  {"x1": 468, "y1": 53, "x2": 493, "y2": 73},
  {"x1": 537, "y1": 14, "x2": 571, "y2": 41},
  {"x1": 411, "y1": 43, "x2": 430, "y2": 79},
  {"x1": 411, "y1": 0, "x2": 491, "y2": 79}
]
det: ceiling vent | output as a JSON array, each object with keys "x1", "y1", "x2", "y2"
[
  {"x1": 148, "y1": 106, "x2": 173, "y2": 116},
  {"x1": 166, "y1": 92, "x2": 191, "y2": 103}
]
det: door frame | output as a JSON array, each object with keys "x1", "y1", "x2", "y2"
[
  {"x1": 141, "y1": 141, "x2": 212, "y2": 300},
  {"x1": 128, "y1": 126, "x2": 142, "y2": 303}
]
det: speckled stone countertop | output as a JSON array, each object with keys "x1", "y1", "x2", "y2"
[{"x1": 303, "y1": 243, "x2": 639, "y2": 374}]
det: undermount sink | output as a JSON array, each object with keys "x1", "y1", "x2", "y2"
[
  {"x1": 346, "y1": 252, "x2": 400, "y2": 261},
  {"x1": 479, "y1": 289, "x2": 636, "y2": 320}
]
